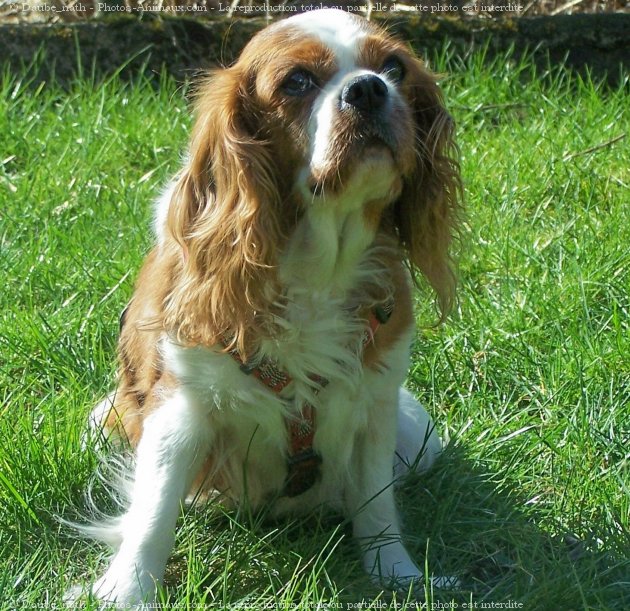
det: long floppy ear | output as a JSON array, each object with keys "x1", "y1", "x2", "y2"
[
  {"x1": 395, "y1": 61, "x2": 462, "y2": 319},
  {"x1": 163, "y1": 66, "x2": 284, "y2": 355}
]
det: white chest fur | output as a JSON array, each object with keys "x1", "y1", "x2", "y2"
[{"x1": 162, "y1": 285, "x2": 412, "y2": 513}]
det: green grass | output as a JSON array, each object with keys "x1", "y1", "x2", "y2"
[{"x1": 0, "y1": 48, "x2": 628, "y2": 610}]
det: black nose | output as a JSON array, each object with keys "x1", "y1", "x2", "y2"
[{"x1": 340, "y1": 74, "x2": 388, "y2": 113}]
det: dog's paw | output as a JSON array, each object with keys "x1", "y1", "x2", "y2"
[
  {"x1": 65, "y1": 556, "x2": 158, "y2": 608},
  {"x1": 92, "y1": 569, "x2": 154, "y2": 607},
  {"x1": 382, "y1": 558, "x2": 422, "y2": 588},
  {"x1": 365, "y1": 543, "x2": 419, "y2": 585},
  {"x1": 365, "y1": 544, "x2": 459, "y2": 591}
]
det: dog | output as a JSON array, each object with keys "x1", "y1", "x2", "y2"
[{"x1": 69, "y1": 8, "x2": 461, "y2": 605}]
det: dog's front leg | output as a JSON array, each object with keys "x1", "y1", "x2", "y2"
[
  {"x1": 92, "y1": 391, "x2": 210, "y2": 605},
  {"x1": 346, "y1": 391, "x2": 422, "y2": 587}
]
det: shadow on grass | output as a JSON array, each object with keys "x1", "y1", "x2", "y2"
[
  {"x1": 60, "y1": 429, "x2": 627, "y2": 608},
  {"x1": 170, "y1": 443, "x2": 629, "y2": 608},
  {"x1": 398, "y1": 444, "x2": 628, "y2": 608}
]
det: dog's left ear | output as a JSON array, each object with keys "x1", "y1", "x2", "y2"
[{"x1": 394, "y1": 61, "x2": 462, "y2": 318}]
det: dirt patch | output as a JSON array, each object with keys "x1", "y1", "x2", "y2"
[{"x1": 1, "y1": 3, "x2": 628, "y2": 86}]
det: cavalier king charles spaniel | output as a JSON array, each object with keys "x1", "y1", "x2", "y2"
[{"x1": 69, "y1": 8, "x2": 461, "y2": 605}]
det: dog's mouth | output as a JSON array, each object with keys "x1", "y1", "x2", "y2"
[
  {"x1": 356, "y1": 124, "x2": 398, "y2": 152},
  {"x1": 307, "y1": 129, "x2": 399, "y2": 198}
]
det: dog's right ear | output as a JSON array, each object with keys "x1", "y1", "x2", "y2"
[
  {"x1": 166, "y1": 66, "x2": 282, "y2": 257},
  {"x1": 162, "y1": 66, "x2": 284, "y2": 355}
]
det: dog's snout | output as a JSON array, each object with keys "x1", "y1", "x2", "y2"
[{"x1": 340, "y1": 74, "x2": 388, "y2": 113}]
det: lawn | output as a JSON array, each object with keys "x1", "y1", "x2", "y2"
[{"x1": 0, "y1": 47, "x2": 628, "y2": 609}]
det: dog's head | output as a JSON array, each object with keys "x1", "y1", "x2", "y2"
[{"x1": 163, "y1": 9, "x2": 461, "y2": 350}]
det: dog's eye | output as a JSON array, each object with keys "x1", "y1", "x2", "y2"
[
  {"x1": 281, "y1": 69, "x2": 317, "y2": 97},
  {"x1": 381, "y1": 56, "x2": 406, "y2": 83}
]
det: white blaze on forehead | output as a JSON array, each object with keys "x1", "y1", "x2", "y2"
[{"x1": 279, "y1": 9, "x2": 368, "y2": 71}]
